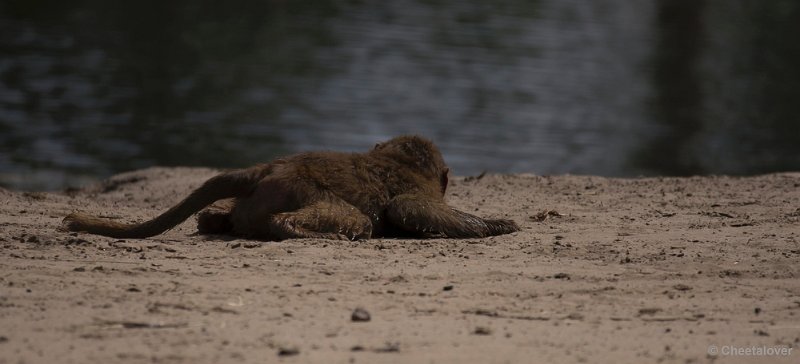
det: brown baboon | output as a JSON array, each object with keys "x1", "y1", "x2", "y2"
[{"x1": 63, "y1": 135, "x2": 520, "y2": 241}]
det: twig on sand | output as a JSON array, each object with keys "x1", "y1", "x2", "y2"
[
  {"x1": 94, "y1": 319, "x2": 187, "y2": 329},
  {"x1": 530, "y1": 210, "x2": 564, "y2": 222}
]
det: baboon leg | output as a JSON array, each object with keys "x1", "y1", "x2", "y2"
[
  {"x1": 197, "y1": 198, "x2": 236, "y2": 234},
  {"x1": 268, "y1": 200, "x2": 373, "y2": 241},
  {"x1": 386, "y1": 194, "x2": 519, "y2": 238}
]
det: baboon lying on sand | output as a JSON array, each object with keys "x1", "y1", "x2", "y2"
[{"x1": 63, "y1": 135, "x2": 520, "y2": 241}]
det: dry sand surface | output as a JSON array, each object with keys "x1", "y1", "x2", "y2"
[{"x1": 1, "y1": 167, "x2": 799, "y2": 364}]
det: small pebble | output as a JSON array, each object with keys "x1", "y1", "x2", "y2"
[
  {"x1": 277, "y1": 347, "x2": 299, "y2": 356},
  {"x1": 673, "y1": 284, "x2": 692, "y2": 291},
  {"x1": 351, "y1": 307, "x2": 371, "y2": 322}
]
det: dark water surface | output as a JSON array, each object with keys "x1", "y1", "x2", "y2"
[{"x1": 1, "y1": 0, "x2": 798, "y2": 190}]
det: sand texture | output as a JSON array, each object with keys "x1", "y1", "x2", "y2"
[{"x1": 1, "y1": 168, "x2": 798, "y2": 363}]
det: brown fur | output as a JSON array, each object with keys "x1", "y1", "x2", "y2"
[{"x1": 63, "y1": 135, "x2": 520, "y2": 240}]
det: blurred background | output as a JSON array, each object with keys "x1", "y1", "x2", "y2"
[{"x1": 0, "y1": 0, "x2": 798, "y2": 191}]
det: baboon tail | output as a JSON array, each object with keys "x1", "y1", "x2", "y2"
[{"x1": 62, "y1": 164, "x2": 271, "y2": 239}]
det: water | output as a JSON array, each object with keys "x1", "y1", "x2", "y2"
[{"x1": 1, "y1": 0, "x2": 798, "y2": 191}]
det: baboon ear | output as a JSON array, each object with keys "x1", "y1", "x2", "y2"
[{"x1": 440, "y1": 168, "x2": 449, "y2": 194}]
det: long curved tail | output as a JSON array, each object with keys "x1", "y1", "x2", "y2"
[{"x1": 62, "y1": 164, "x2": 271, "y2": 239}]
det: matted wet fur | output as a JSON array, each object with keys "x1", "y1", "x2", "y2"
[{"x1": 63, "y1": 135, "x2": 519, "y2": 241}]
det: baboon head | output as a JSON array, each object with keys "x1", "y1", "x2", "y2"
[{"x1": 371, "y1": 135, "x2": 449, "y2": 195}]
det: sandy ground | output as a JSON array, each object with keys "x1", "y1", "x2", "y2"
[{"x1": 0, "y1": 167, "x2": 798, "y2": 364}]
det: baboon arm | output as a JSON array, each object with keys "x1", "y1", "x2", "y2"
[
  {"x1": 386, "y1": 194, "x2": 519, "y2": 238},
  {"x1": 268, "y1": 200, "x2": 373, "y2": 241}
]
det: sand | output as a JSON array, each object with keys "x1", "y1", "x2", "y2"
[{"x1": 1, "y1": 167, "x2": 798, "y2": 363}]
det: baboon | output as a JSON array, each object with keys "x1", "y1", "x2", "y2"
[{"x1": 63, "y1": 135, "x2": 520, "y2": 241}]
